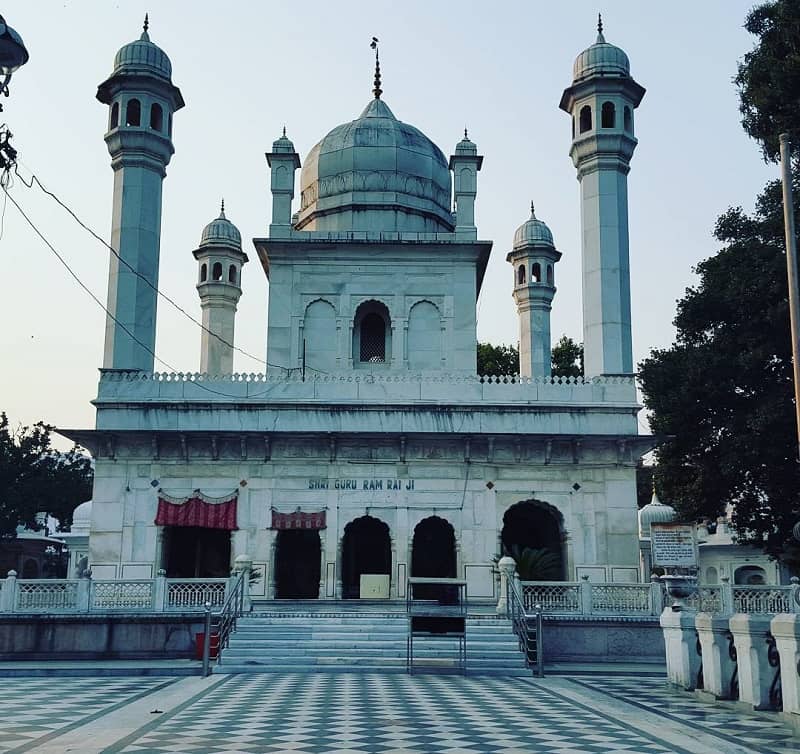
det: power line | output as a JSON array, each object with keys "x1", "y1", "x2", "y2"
[
  {"x1": 13, "y1": 165, "x2": 309, "y2": 375},
  {"x1": 1, "y1": 184, "x2": 311, "y2": 400}
]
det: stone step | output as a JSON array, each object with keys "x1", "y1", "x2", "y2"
[{"x1": 222, "y1": 648, "x2": 523, "y2": 661}]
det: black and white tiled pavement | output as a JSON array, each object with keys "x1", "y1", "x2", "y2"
[{"x1": 3, "y1": 672, "x2": 800, "y2": 753}]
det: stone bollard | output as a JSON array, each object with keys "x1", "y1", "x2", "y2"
[
  {"x1": 649, "y1": 574, "x2": 664, "y2": 615},
  {"x1": 771, "y1": 614, "x2": 800, "y2": 726},
  {"x1": 578, "y1": 576, "x2": 592, "y2": 616},
  {"x1": 1, "y1": 570, "x2": 17, "y2": 612},
  {"x1": 496, "y1": 556, "x2": 516, "y2": 615},
  {"x1": 153, "y1": 570, "x2": 167, "y2": 612},
  {"x1": 695, "y1": 612, "x2": 738, "y2": 699},
  {"x1": 730, "y1": 613, "x2": 775, "y2": 710},
  {"x1": 660, "y1": 607, "x2": 702, "y2": 690}
]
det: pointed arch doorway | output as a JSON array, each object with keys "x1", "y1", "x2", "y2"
[
  {"x1": 501, "y1": 500, "x2": 565, "y2": 581},
  {"x1": 411, "y1": 515, "x2": 457, "y2": 601},
  {"x1": 341, "y1": 516, "x2": 391, "y2": 599}
]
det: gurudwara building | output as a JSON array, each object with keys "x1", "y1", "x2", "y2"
[{"x1": 62, "y1": 18, "x2": 653, "y2": 601}]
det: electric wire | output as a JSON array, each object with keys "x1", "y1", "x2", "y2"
[{"x1": 0, "y1": 184, "x2": 309, "y2": 400}]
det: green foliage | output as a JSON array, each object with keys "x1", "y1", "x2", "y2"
[
  {"x1": 638, "y1": 176, "x2": 800, "y2": 556},
  {"x1": 551, "y1": 336, "x2": 584, "y2": 378},
  {"x1": 736, "y1": 0, "x2": 800, "y2": 162},
  {"x1": 504, "y1": 544, "x2": 562, "y2": 581},
  {"x1": 0, "y1": 413, "x2": 93, "y2": 538},
  {"x1": 477, "y1": 342, "x2": 519, "y2": 376},
  {"x1": 636, "y1": 463, "x2": 655, "y2": 509}
]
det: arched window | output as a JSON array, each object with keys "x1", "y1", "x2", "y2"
[
  {"x1": 532, "y1": 263, "x2": 541, "y2": 283},
  {"x1": 125, "y1": 99, "x2": 141, "y2": 127},
  {"x1": 228, "y1": 264, "x2": 237, "y2": 284},
  {"x1": 200, "y1": 263, "x2": 207, "y2": 282},
  {"x1": 212, "y1": 262, "x2": 223, "y2": 281},
  {"x1": 353, "y1": 301, "x2": 391, "y2": 365},
  {"x1": 571, "y1": 116, "x2": 575, "y2": 139},
  {"x1": 150, "y1": 103, "x2": 163, "y2": 131},
  {"x1": 579, "y1": 105, "x2": 592, "y2": 133},
  {"x1": 601, "y1": 101, "x2": 615, "y2": 128},
  {"x1": 517, "y1": 264, "x2": 526, "y2": 285},
  {"x1": 110, "y1": 102, "x2": 119, "y2": 129},
  {"x1": 546, "y1": 264, "x2": 554, "y2": 285},
  {"x1": 624, "y1": 106, "x2": 632, "y2": 133}
]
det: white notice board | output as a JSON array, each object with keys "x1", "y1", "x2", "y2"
[{"x1": 651, "y1": 523, "x2": 697, "y2": 568}]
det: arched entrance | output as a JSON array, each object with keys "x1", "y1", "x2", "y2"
[
  {"x1": 341, "y1": 516, "x2": 391, "y2": 599},
  {"x1": 501, "y1": 501, "x2": 565, "y2": 581},
  {"x1": 274, "y1": 530, "x2": 321, "y2": 598},
  {"x1": 163, "y1": 526, "x2": 231, "y2": 578},
  {"x1": 411, "y1": 516, "x2": 456, "y2": 600}
]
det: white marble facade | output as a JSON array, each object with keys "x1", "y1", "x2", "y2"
[{"x1": 62, "y1": 22, "x2": 653, "y2": 598}]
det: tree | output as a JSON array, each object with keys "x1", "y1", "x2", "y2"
[
  {"x1": 736, "y1": 0, "x2": 800, "y2": 163},
  {"x1": 0, "y1": 413, "x2": 93, "y2": 538},
  {"x1": 551, "y1": 336, "x2": 584, "y2": 378},
  {"x1": 477, "y1": 342, "x2": 519, "y2": 375},
  {"x1": 638, "y1": 177, "x2": 800, "y2": 555}
]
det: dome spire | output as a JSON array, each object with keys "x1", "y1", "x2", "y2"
[
  {"x1": 141, "y1": 12, "x2": 150, "y2": 41},
  {"x1": 530, "y1": 201, "x2": 536, "y2": 218},
  {"x1": 220, "y1": 198, "x2": 225, "y2": 218},
  {"x1": 596, "y1": 12, "x2": 605, "y2": 43},
  {"x1": 370, "y1": 37, "x2": 382, "y2": 99}
]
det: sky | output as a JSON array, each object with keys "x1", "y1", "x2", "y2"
[{"x1": 0, "y1": 0, "x2": 778, "y2": 448}]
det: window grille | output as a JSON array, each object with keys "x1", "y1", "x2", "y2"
[{"x1": 360, "y1": 313, "x2": 386, "y2": 362}]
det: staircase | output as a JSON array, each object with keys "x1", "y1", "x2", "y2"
[{"x1": 213, "y1": 611, "x2": 530, "y2": 676}]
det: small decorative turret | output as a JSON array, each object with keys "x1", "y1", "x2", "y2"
[
  {"x1": 266, "y1": 126, "x2": 301, "y2": 234},
  {"x1": 449, "y1": 128, "x2": 483, "y2": 237},
  {"x1": 193, "y1": 202, "x2": 248, "y2": 374},
  {"x1": 96, "y1": 16, "x2": 184, "y2": 371},
  {"x1": 506, "y1": 204, "x2": 562, "y2": 378},
  {"x1": 559, "y1": 16, "x2": 645, "y2": 376}
]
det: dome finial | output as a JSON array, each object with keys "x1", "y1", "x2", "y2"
[
  {"x1": 220, "y1": 198, "x2": 226, "y2": 218},
  {"x1": 370, "y1": 37, "x2": 382, "y2": 99},
  {"x1": 596, "y1": 12, "x2": 605, "y2": 42},
  {"x1": 464, "y1": 126, "x2": 468, "y2": 139},
  {"x1": 282, "y1": 124, "x2": 286, "y2": 138},
  {"x1": 530, "y1": 201, "x2": 536, "y2": 217},
  {"x1": 141, "y1": 12, "x2": 150, "y2": 40}
]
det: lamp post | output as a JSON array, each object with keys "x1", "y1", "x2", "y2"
[{"x1": 0, "y1": 14, "x2": 28, "y2": 175}]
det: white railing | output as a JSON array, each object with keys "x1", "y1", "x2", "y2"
[
  {"x1": 516, "y1": 578, "x2": 800, "y2": 617},
  {"x1": 733, "y1": 585, "x2": 792, "y2": 614},
  {"x1": 166, "y1": 579, "x2": 227, "y2": 610},
  {"x1": 0, "y1": 570, "x2": 232, "y2": 613}
]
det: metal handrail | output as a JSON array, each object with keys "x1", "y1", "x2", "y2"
[
  {"x1": 508, "y1": 576, "x2": 544, "y2": 677},
  {"x1": 202, "y1": 570, "x2": 245, "y2": 677}
]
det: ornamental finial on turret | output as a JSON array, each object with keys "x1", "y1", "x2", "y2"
[
  {"x1": 220, "y1": 198, "x2": 226, "y2": 218},
  {"x1": 596, "y1": 12, "x2": 605, "y2": 42},
  {"x1": 141, "y1": 13, "x2": 150, "y2": 40},
  {"x1": 282, "y1": 124, "x2": 286, "y2": 138},
  {"x1": 370, "y1": 37, "x2": 382, "y2": 99},
  {"x1": 530, "y1": 201, "x2": 536, "y2": 217}
]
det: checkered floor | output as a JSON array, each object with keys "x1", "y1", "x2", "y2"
[
  {"x1": 0, "y1": 676, "x2": 173, "y2": 753},
  {"x1": 3, "y1": 672, "x2": 800, "y2": 753},
  {"x1": 107, "y1": 674, "x2": 680, "y2": 753},
  {"x1": 572, "y1": 675, "x2": 800, "y2": 754}
]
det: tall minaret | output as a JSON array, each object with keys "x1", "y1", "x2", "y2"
[
  {"x1": 96, "y1": 17, "x2": 184, "y2": 371},
  {"x1": 449, "y1": 129, "x2": 483, "y2": 237},
  {"x1": 559, "y1": 16, "x2": 645, "y2": 376},
  {"x1": 193, "y1": 203, "x2": 248, "y2": 375},
  {"x1": 507, "y1": 205, "x2": 562, "y2": 378}
]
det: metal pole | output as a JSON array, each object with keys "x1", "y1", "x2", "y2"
[
  {"x1": 535, "y1": 604, "x2": 544, "y2": 678},
  {"x1": 780, "y1": 133, "x2": 800, "y2": 462},
  {"x1": 201, "y1": 601, "x2": 212, "y2": 677}
]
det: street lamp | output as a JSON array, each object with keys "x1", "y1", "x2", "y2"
[{"x1": 0, "y1": 14, "x2": 28, "y2": 106}]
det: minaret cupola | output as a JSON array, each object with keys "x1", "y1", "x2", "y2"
[
  {"x1": 193, "y1": 202, "x2": 249, "y2": 375},
  {"x1": 507, "y1": 204, "x2": 562, "y2": 378}
]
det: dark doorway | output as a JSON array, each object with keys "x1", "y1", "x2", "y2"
[
  {"x1": 501, "y1": 501, "x2": 565, "y2": 581},
  {"x1": 163, "y1": 526, "x2": 231, "y2": 578},
  {"x1": 411, "y1": 516, "x2": 456, "y2": 601},
  {"x1": 341, "y1": 516, "x2": 391, "y2": 599},
  {"x1": 275, "y1": 529, "x2": 321, "y2": 598}
]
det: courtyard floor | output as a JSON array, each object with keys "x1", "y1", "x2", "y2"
[{"x1": 1, "y1": 672, "x2": 799, "y2": 754}]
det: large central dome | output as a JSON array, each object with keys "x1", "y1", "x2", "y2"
[{"x1": 296, "y1": 98, "x2": 453, "y2": 233}]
